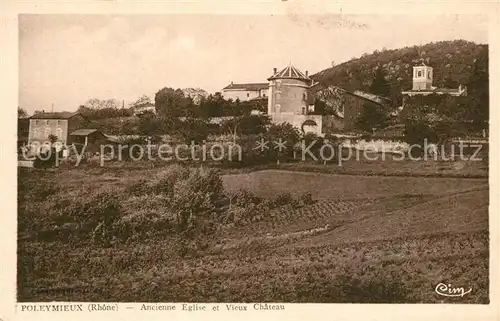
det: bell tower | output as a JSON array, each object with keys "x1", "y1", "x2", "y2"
[{"x1": 412, "y1": 64, "x2": 433, "y2": 91}]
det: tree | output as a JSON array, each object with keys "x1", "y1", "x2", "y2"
[
  {"x1": 370, "y1": 66, "x2": 391, "y2": 97},
  {"x1": 130, "y1": 95, "x2": 151, "y2": 108},
  {"x1": 155, "y1": 87, "x2": 192, "y2": 117},
  {"x1": 264, "y1": 123, "x2": 300, "y2": 164},
  {"x1": 177, "y1": 117, "x2": 210, "y2": 144},
  {"x1": 18, "y1": 107, "x2": 28, "y2": 118},
  {"x1": 465, "y1": 47, "x2": 489, "y2": 131},
  {"x1": 356, "y1": 101, "x2": 390, "y2": 132},
  {"x1": 78, "y1": 100, "x2": 133, "y2": 120},
  {"x1": 221, "y1": 115, "x2": 270, "y2": 140},
  {"x1": 182, "y1": 88, "x2": 209, "y2": 106}
]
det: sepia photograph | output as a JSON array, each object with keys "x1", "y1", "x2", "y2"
[{"x1": 16, "y1": 12, "x2": 490, "y2": 305}]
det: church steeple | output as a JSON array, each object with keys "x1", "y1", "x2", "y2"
[{"x1": 412, "y1": 63, "x2": 433, "y2": 91}]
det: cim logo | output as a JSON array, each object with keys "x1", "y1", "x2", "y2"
[{"x1": 435, "y1": 283, "x2": 472, "y2": 297}]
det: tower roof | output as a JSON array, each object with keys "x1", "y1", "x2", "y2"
[{"x1": 268, "y1": 64, "x2": 311, "y2": 81}]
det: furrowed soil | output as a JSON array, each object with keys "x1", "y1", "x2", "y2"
[{"x1": 17, "y1": 166, "x2": 489, "y2": 303}]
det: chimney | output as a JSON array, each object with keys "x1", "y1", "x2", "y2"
[
  {"x1": 305, "y1": 70, "x2": 309, "y2": 77},
  {"x1": 273, "y1": 67, "x2": 277, "y2": 74},
  {"x1": 231, "y1": 81, "x2": 233, "y2": 85}
]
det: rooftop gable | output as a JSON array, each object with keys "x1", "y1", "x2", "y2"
[
  {"x1": 30, "y1": 111, "x2": 80, "y2": 120},
  {"x1": 222, "y1": 83, "x2": 269, "y2": 91}
]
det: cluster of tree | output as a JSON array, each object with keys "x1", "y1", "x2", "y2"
[
  {"x1": 77, "y1": 98, "x2": 133, "y2": 120},
  {"x1": 135, "y1": 113, "x2": 272, "y2": 144},
  {"x1": 154, "y1": 88, "x2": 266, "y2": 118},
  {"x1": 18, "y1": 107, "x2": 29, "y2": 118}
]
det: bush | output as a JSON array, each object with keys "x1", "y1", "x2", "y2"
[
  {"x1": 150, "y1": 164, "x2": 191, "y2": 197},
  {"x1": 299, "y1": 192, "x2": 314, "y2": 206},
  {"x1": 229, "y1": 189, "x2": 262, "y2": 207},
  {"x1": 272, "y1": 192, "x2": 294, "y2": 207},
  {"x1": 170, "y1": 168, "x2": 224, "y2": 235}
]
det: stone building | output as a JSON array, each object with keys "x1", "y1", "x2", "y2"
[
  {"x1": 221, "y1": 82, "x2": 269, "y2": 102},
  {"x1": 28, "y1": 112, "x2": 89, "y2": 145}
]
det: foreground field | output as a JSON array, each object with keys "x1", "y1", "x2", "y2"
[{"x1": 17, "y1": 165, "x2": 489, "y2": 303}]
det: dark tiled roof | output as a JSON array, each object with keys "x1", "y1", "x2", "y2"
[
  {"x1": 352, "y1": 90, "x2": 391, "y2": 104},
  {"x1": 268, "y1": 64, "x2": 311, "y2": 81},
  {"x1": 30, "y1": 111, "x2": 79, "y2": 119},
  {"x1": 222, "y1": 83, "x2": 269, "y2": 91},
  {"x1": 69, "y1": 129, "x2": 100, "y2": 136},
  {"x1": 402, "y1": 87, "x2": 463, "y2": 94}
]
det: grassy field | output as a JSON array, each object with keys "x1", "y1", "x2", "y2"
[{"x1": 17, "y1": 164, "x2": 489, "y2": 303}]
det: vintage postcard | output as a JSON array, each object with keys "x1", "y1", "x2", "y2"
[{"x1": 1, "y1": 1, "x2": 499, "y2": 320}]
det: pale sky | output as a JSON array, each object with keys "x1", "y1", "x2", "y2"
[{"x1": 19, "y1": 14, "x2": 488, "y2": 113}]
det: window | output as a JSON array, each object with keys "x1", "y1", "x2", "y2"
[
  {"x1": 56, "y1": 128, "x2": 63, "y2": 139},
  {"x1": 45, "y1": 120, "x2": 49, "y2": 126},
  {"x1": 33, "y1": 128, "x2": 40, "y2": 138},
  {"x1": 417, "y1": 70, "x2": 422, "y2": 77},
  {"x1": 263, "y1": 93, "x2": 266, "y2": 97},
  {"x1": 302, "y1": 93, "x2": 307, "y2": 101},
  {"x1": 45, "y1": 128, "x2": 51, "y2": 137},
  {"x1": 35, "y1": 120, "x2": 39, "y2": 125},
  {"x1": 247, "y1": 93, "x2": 250, "y2": 98},
  {"x1": 57, "y1": 120, "x2": 61, "y2": 126},
  {"x1": 301, "y1": 107, "x2": 305, "y2": 115}
]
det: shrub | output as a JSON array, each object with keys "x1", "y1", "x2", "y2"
[
  {"x1": 272, "y1": 192, "x2": 294, "y2": 207},
  {"x1": 150, "y1": 164, "x2": 191, "y2": 197},
  {"x1": 299, "y1": 192, "x2": 314, "y2": 206},
  {"x1": 229, "y1": 189, "x2": 262, "y2": 207},
  {"x1": 170, "y1": 168, "x2": 224, "y2": 235}
]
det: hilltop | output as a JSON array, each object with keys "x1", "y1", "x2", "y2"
[{"x1": 311, "y1": 40, "x2": 488, "y2": 105}]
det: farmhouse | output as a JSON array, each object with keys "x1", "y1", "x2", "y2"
[
  {"x1": 28, "y1": 112, "x2": 89, "y2": 146},
  {"x1": 221, "y1": 82, "x2": 269, "y2": 102}
]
